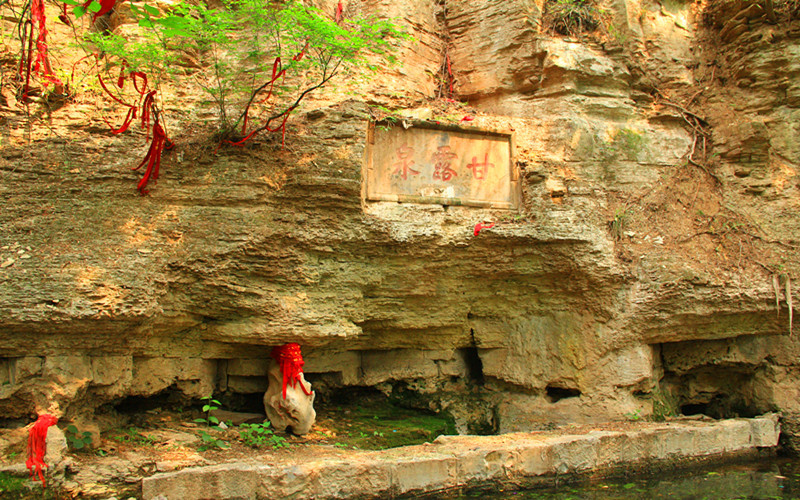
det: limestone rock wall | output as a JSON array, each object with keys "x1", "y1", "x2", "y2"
[{"x1": 1, "y1": 0, "x2": 799, "y2": 433}]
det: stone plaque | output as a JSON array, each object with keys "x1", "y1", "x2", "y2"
[{"x1": 364, "y1": 121, "x2": 518, "y2": 209}]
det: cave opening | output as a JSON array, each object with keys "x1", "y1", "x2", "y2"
[{"x1": 545, "y1": 385, "x2": 582, "y2": 403}]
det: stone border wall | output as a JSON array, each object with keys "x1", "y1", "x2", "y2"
[{"x1": 142, "y1": 415, "x2": 780, "y2": 499}]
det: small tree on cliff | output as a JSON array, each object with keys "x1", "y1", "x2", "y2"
[{"x1": 89, "y1": 0, "x2": 406, "y2": 144}]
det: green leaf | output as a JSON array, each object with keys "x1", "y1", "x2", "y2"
[
  {"x1": 155, "y1": 16, "x2": 194, "y2": 37},
  {"x1": 87, "y1": 0, "x2": 102, "y2": 13},
  {"x1": 138, "y1": 18, "x2": 154, "y2": 28},
  {"x1": 194, "y1": 418, "x2": 207, "y2": 424},
  {"x1": 62, "y1": 0, "x2": 83, "y2": 5},
  {"x1": 217, "y1": 441, "x2": 230, "y2": 449},
  {"x1": 202, "y1": 405, "x2": 211, "y2": 412},
  {"x1": 73, "y1": 440, "x2": 85, "y2": 450},
  {"x1": 66, "y1": 424, "x2": 78, "y2": 433},
  {"x1": 72, "y1": 5, "x2": 86, "y2": 18},
  {"x1": 208, "y1": 416, "x2": 220, "y2": 425},
  {"x1": 144, "y1": 4, "x2": 160, "y2": 16}
]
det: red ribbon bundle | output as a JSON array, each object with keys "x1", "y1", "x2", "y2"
[
  {"x1": 26, "y1": 414, "x2": 58, "y2": 487},
  {"x1": 99, "y1": 65, "x2": 172, "y2": 194},
  {"x1": 271, "y1": 343, "x2": 313, "y2": 400}
]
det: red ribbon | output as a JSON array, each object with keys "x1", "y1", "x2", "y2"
[
  {"x1": 474, "y1": 222, "x2": 495, "y2": 236},
  {"x1": 271, "y1": 343, "x2": 313, "y2": 400},
  {"x1": 83, "y1": 0, "x2": 118, "y2": 22},
  {"x1": 132, "y1": 118, "x2": 167, "y2": 195},
  {"x1": 335, "y1": 1, "x2": 343, "y2": 23},
  {"x1": 19, "y1": 0, "x2": 63, "y2": 101},
  {"x1": 26, "y1": 414, "x2": 58, "y2": 487}
]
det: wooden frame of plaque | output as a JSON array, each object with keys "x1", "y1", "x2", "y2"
[{"x1": 363, "y1": 120, "x2": 519, "y2": 209}]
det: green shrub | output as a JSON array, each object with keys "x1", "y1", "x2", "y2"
[
  {"x1": 544, "y1": 0, "x2": 603, "y2": 36},
  {"x1": 88, "y1": 0, "x2": 407, "y2": 141}
]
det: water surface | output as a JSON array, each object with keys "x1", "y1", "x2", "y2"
[{"x1": 432, "y1": 458, "x2": 800, "y2": 499}]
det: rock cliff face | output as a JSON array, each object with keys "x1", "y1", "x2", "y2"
[{"x1": 1, "y1": 0, "x2": 799, "y2": 436}]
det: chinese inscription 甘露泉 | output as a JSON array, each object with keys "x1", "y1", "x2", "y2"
[{"x1": 365, "y1": 123, "x2": 517, "y2": 209}]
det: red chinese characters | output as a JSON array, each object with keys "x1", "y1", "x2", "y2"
[
  {"x1": 431, "y1": 146, "x2": 458, "y2": 181},
  {"x1": 392, "y1": 144, "x2": 419, "y2": 180},
  {"x1": 466, "y1": 153, "x2": 494, "y2": 181}
]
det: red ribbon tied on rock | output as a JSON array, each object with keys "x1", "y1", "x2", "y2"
[
  {"x1": 474, "y1": 222, "x2": 495, "y2": 236},
  {"x1": 271, "y1": 343, "x2": 313, "y2": 400},
  {"x1": 26, "y1": 414, "x2": 58, "y2": 487}
]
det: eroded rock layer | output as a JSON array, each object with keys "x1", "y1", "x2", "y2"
[{"x1": 1, "y1": 0, "x2": 798, "y2": 435}]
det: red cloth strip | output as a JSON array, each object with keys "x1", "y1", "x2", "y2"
[
  {"x1": 271, "y1": 343, "x2": 312, "y2": 400},
  {"x1": 26, "y1": 414, "x2": 58, "y2": 487}
]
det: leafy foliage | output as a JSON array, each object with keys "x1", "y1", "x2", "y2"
[
  {"x1": 64, "y1": 424, "x2": 93, "y2": 450},
  {"x1": 193, "y1": 397, "x2": 230, "y2": 451},
  {"x1": 88, "y1": 0, "x2": 407, "y2": 141},
  {"x1": 111, "y1": 426, "x2": 157, "y2": 446},
  {"x1": 198, "y1": 429, "x2": 230, "y2": 451},
  {"x1": 194, "y1": 396, "x2": 222, "y2": 426},
  {"x1": 238, "y1": 422, "x2": 289, "y2": 449}
]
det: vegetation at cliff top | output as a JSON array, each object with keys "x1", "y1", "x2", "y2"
[{"x1": 1, "y1": 0, "x2": 407, "y2": 191}]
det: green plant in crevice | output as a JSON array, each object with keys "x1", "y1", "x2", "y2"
[
  {"x1": 598, "y1": 128, "x2": 646, "y2": 164},
  {"x1": 544, "y1": 0, "x2": 604, "y2": 36},
  {"x1": 609, "y1": 208, "x2": 630, "y2": 241},
  {"x1": 195, "y1": 396, "x2": 222, "y2": 427},
  {"x1": 651, "y1": 386, "x2": 679, "y2": 421},
  {"x1": 624, "y1": 408, "x2": 642, "y2": 421},
  {"x1": 238, "y1": 422, "x2": 289, "y2": 449},
  {"x1": 111, "y1": 426, "x2": 157, "y2": 446},
  {"x1": 197, "y1": 429, "x2": 230, "y2": 451},
  {"x1": 64, "y1": 424, "x2": 93, "y2": 451},
  {"x1": 194, "y1": 396, "x2": 229, "y2": 451}
]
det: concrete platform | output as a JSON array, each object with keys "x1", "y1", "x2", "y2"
[{"x1": 142, "y1": 414, "x2": 780, "y2": 500}]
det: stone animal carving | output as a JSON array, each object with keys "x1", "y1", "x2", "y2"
[{"x1": 263, "y1": 343, "x2": 316, "y2": 435}]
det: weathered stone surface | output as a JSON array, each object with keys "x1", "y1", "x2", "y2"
[
  {"x1": 1, "y1": 0, "x2": 799, "y2": 438},
  {"x1": 264, "y1": 360, "x2": 316, "y2": 435},
  {"x1": 45, "y1": 425, "x2": 68, "y2": 468},
  {"x1": 142, "y1": 463, "x2": 260, "y2": 500},
  {"x1": 130, "y1": 358, "x2": 216, "y2": 399}
]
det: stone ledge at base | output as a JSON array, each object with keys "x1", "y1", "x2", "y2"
[{"x1": 141, "y1": 414, "x2": 780, "y2": 500}]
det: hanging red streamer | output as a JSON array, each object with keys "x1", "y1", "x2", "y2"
[
  {"x1": 271, "y1": 343, "x2": 313, "y2": 400},
  {"x1": 98, "y1": 62, "x2": 173, "y2": 194},
  {"x1": 132, "y1": 117, "x2": 167, "y2": 195},
  {"x1": 26, "y1": 414, "x2": 58, "y2": 487},
  {"x1": 334, "y1": 1, "x2": 343, "y2": 23},
  {"x1": 18, "y1": 0, "x2": 63, "y2": 102}
]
